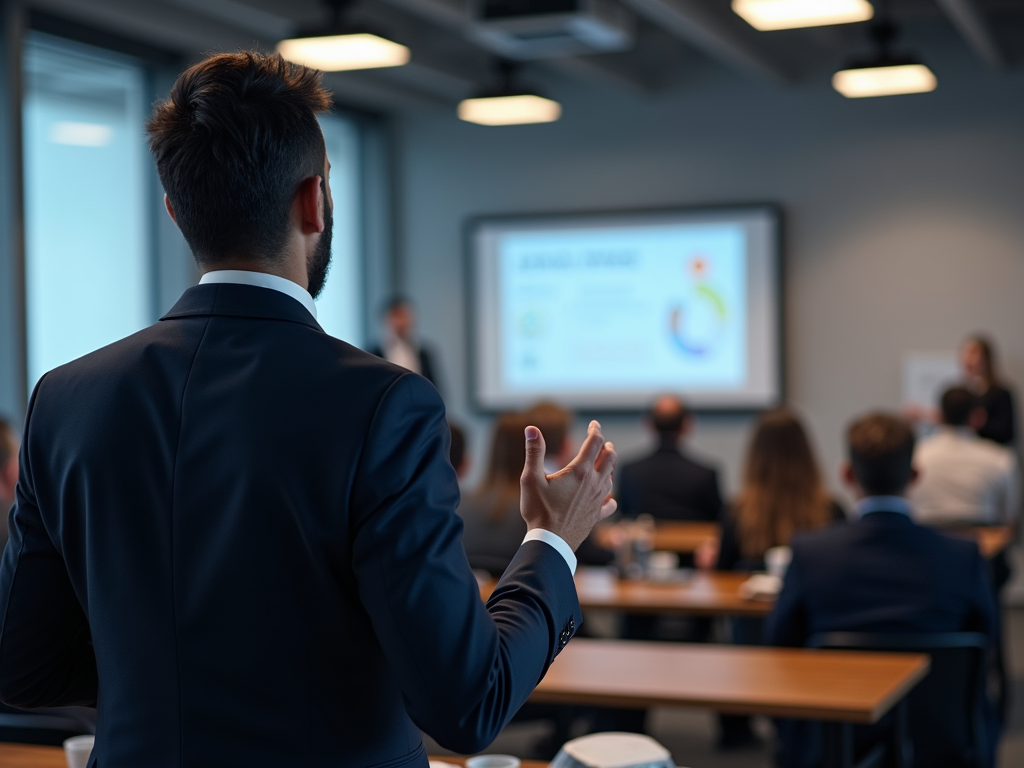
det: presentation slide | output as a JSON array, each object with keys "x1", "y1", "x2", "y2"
[{"x1": 470, "y1": 207, "x2": 781, "y2": 411}]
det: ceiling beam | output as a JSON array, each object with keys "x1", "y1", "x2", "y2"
[
  {"x1": 934, "y1": 0, "x2": 1005, "y2": 70},
  {"x1": 619, "y1": 0, "x2": 789, "y2": 83}
]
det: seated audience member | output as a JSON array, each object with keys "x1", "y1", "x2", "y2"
[
  {"x1": 459, "y1": 414, "x2": 528, "y2": 576},
  {"x1": 617, "y1": 396, "x2": 723, "y2": 521},
  {"x1": 448, "y1": 422, "x2": 470, "y2": 481},
  {"x1": 911, "y1": 386, "x2": 1020, "y2": 527},
  {"x1": 715, "y1": 409, "x2": 844, "y2": 573},
  {"x1": 0, "y1": 419, "x2": 17, "y2": 550},
  {"x1": 708, "y1": 409, "x2": 843, "y2": 749},
  {"x1": 766, "y1": 413, "x2": 998, "y2": 768}
]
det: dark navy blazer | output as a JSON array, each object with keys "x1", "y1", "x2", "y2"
[
  {"x1": 765, "y1": 509, "x2": 997, "y2": 647},
  {"x1": 0, "y1": 283, "x2": 581, "y2": 768}
]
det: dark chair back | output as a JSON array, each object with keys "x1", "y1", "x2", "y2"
[{"x1": 808, "y1": 632, "x2": 990, "y2": 768}]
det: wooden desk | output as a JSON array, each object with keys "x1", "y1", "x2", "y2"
[
  {"x1": 481, "y1": 570, "x2": 773, "y2": 617},
  {"x1": 0, "y1": 745, "x2": 546, "y2": 768},
  {"x1": 534, "y1": 639, "x2": 928, "y2": 768},
  {"x1": 0, "y1": 743, "x2": 65, "y2": 768},
  {"x1": 593, "y1": 521, "x2": 720, "y2": 555},
  {"x1": 942, "y1": 525, "x2": 1014, "y2": 559}
]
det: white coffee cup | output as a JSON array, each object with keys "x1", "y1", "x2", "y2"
[
  {"x1": 765, "y1": 545, "x2": 792, "y2": 579},
  {"x1": 64, "y1": 735, "x2": 94, "y2": 768},
  {"x1": 466, "y1": 755, "x2": 521, "y2": 768}
]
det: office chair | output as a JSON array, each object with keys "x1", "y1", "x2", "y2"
[{"x1": 808, "y1": 632, "x2": 991, "y2": 768}]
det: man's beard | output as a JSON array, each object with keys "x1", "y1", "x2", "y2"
[{"x1": 306, "y1": 191, "x2": 333, "y2": 300}]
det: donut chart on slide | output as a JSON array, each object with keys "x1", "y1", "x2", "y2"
[{"x1": 668, "y1": 283, "x2": 728, "y2": 357}]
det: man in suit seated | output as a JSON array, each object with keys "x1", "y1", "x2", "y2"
[
  {"x1": 369, "y1": 296, "x2": 440, "y2": 389},
  {"x1": 766, "y1": 412, "x2": 998, "y2": 768},
  {"x1": 911, "y1": 386, "x2": 1020, "y2": 527},
  {"x1": 616, "y1": 396, "x2": 723, "y2": 521}
]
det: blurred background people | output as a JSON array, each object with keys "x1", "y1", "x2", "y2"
[
  {"x1": 0, "y1": 418, "x2": 17, "y2": 551},
  {"x1": 912, "y1": 386, "x2": 1020, "y2": 527},
  {"x1": 370, "y1": 296, "x2": 440, "y2": 389},
  {"x1": 617, "y1": 396, "x2": 722, "y2": 522},
  {"x1": 459, "y1": 413, "x2": 527, "y2": 577},
  {"x1": 962, "y1": 335, "x2": 1016, "y2": 447}
]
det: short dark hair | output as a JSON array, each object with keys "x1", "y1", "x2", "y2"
[
  {"x1": 651, "y1": 398, "x2": 689, "y2": 438},
  {"x1": 847, "y1": 412, "x2": 916, "y2": 496},
  {"x1": 382, "y1": 295, "x2": 412, "y2": 316},
  {"x1": 147, "y1": 52, "x2": 331, "y2": 267},
  {"x1": 448, "y1": 422, "x2": 466, "y2": 472},
  {"x1": 940, "y1": 386, "x2": 981, "y2": 427}
]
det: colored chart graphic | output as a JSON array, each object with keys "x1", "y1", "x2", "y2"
[{"x1": 667, "y1": 256, "x2": 729, "y2": 357}]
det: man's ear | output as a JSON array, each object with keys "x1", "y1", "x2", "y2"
[
  {"x1": 841, "y1": 461, "x2": 856, "y2": 488},
  {"x1": 908, "y1": 466, "x2": 920, "y2": 489},
  {"x1": 968, "y1": 408, "x2": 987, "y2": 431},
  {"x1": 164, "y1": 194, "x2": 177, "y2": 225},
  {"x1": 297, "y1": 176, "x2": 325, "y2": 235}
]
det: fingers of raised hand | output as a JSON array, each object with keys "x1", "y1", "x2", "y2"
[
  {"x1": 600, "y1": 496, "x2": 618, "y2": 519},
  {"x1": 521, "y1": 425, "x2": 548, "y2": 484},
  {"x1": 595, "y1": 441, "x2": 616, "y2": 478},
  {"x1": 575, "y1": 420, "x2": 606, "y2": 466}
]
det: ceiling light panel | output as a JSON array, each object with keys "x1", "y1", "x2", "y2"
[
  {"x1": 276, "y1": 34, "x2": 410, "y2": 72},
  {"x1": 733, "y1": 0, "x2": 874, "y2": 31},
  {"x1": 832, "y1": 63, "x2": 937, "y2": 98},
  {"x1": 458, "y1": 95, "x2": 562, "y2": 126}
]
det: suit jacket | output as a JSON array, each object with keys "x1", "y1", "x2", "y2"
[
  {"x1": 368, "y1": 344, "x2": 438, "y2": 389},
  {"x1": 765, "y1": 509, "x2": 997, "y2": 647},
  {"x1": 0, "y1": 284, "x2": 581, "y2": 768},
  {"x1": 616, "y1": 444, "x2": 722, "y2": 521}
]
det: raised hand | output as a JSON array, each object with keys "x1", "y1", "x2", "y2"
[{"x1": 519, "y1": 420, "x2": 617, "y2": 551}]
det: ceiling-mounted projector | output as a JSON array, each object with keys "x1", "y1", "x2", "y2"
[{"x1": 470, "y1": 0, "x2": 635, "y2": 59}]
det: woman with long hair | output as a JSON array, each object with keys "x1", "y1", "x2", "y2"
[
  {"x1": 961, "y1": 334, "x2": 1017, "y2": 446},
  {"x1": 458, "y1": 412, "x2": 529, "y2": 576},
  {"x1": 717, "y1": 409, "x2": 843, "y2": 571}
]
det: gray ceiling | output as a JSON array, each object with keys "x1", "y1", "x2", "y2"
[{"x1": 26, "y1": 0, "x2": 1024, "y2": 112}]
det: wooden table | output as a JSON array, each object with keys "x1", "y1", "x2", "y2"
[
  {"x1": 482, "y1": 569, "x2": 773, "y2": 617},
  {"x1": 593, "y1": 521, "x2": 719, "y2": 554},
  {"x1": 532, "y1": 638, "x2": 929, "y2": 768},
  {"x1": 0, "y1": 745, "x2": 546, "y2": 768},
  {"x1": 0, "y1": 743, "x2": 65, "y2": 768},
  {"x1": 944, "y1": 525, "x2": 1014, "y2": 559}
]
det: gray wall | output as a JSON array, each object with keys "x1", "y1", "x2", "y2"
[{"x1": 394, "y1": 24, "x2": 1024, "y2": 499}]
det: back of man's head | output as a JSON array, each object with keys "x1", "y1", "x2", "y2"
[
  {"x1": 940, "y1": 386, "x2": 981, "y2": 427},
  {"x1": 524, "y1": 401, "x2": 571, "y2": 458},
  {"x1": 847, "y1": 412, "x2": 916, "y2": 496},
  {"x1": 146, "y1": 53, "x2": 331, "y2": 268},
  {"x1": 0, "y1": 418, "x2": 17, "y2": 507},
  {"x1": 650, "y1": 396, "x2": 689, "y2": 442}
]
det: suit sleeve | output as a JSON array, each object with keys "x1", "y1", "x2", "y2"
[
  {"x1": 764, "y1": 546, "x2": 809, "y2": 647},
  {"x1": 0, "y1": 382, "x2": 98, "y2": 708},
  {"x1": 349, "y1": 373, "x2": 581, "y2": 754}
]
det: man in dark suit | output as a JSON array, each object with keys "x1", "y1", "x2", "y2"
[
  {"x1": 766, "y1": 412, "x2": 998, "y2": 768},
  {"x1": 616, "y1": 396, "x2": 722, "y2": 521},
  {"x1": 0, "y1": 53, "x2": 617, "y2": 768},
  {"x1": 369, "y1": 297, "x2": 440, "y2": 389}
]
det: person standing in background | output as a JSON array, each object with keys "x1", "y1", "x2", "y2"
[
  {"x1": 617, "y1": 396, "x2": 723, "y2": 522},
  {"x1": 370, "y1": 296, "x2": 440, "y2": 389},
  {"x1": 962, "y1": 335, "x2": 1016, "y2": 446},
  {"x1": 0, "y1": 419, "x2": 17, "y2": 551}
]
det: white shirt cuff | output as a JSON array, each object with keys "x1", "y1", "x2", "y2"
[{"x1": 522, "y1": 529, "x2": 577, "y2": 575}]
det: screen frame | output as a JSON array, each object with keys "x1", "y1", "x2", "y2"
[{"x1": 464, "y1": 203, "x2": 785, "y2": 414}]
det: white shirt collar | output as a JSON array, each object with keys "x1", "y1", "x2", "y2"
[
  {"x1": 855, "y1": 495, "x2": 913, "y2": 518},
  {"x1": 199, "y1": 270, "x2": 317, "y2": 320}
]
